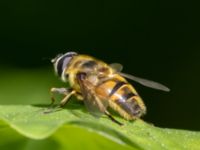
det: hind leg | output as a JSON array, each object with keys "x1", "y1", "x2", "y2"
[{"x1": 105, "y1": 110, "x2": 123, "y2": 126}]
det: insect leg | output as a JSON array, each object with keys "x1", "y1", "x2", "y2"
[
  {"x1": 44, "y1": 88, "x2": 76, "y2": 114},
  {"x1": 105, "y1": 110, "x2": 123, "y2": 126},
  {"x1": 50, "y1": 87, "x2": 73, "y2": 106},
  {"x1": 59, "y1": 90, "x2": 76, "y2": 107}
]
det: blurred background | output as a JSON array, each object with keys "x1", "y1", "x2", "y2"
[{"x1": 0, "y1": 0, "x2": 199, "y2": 131}]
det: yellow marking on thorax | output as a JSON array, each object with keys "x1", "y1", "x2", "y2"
[{"x1": 65, "y1": 55, "x2": 108, "y2": 92}]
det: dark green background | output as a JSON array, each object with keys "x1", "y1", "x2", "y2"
[{"x1": 0, "y1": 1, "x2": 199, "y2": 130}]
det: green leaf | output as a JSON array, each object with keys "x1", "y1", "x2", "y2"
[
  {"x1": 0, "y1": 104, "x2": 200, "y2": 150},
  {"x1": 0, "y1": 119, "x2": 132, "y2": 150},
  {"x1": 0, "y1": 68, "x2": 200, "y2": 150}
]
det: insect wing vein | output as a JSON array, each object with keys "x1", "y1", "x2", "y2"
[
  {"x1": 119, "y1": 72, "x2": 170, "y2": 92},
  {"x1": 77, "y1": 75, "x2": 108, "y2": 117}
]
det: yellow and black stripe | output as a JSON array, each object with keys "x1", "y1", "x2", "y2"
[{"x1": 96, "y1": 77, "x2": 146, "y2": 120}]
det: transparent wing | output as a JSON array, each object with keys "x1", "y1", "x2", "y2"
[
  {"x1": 77, "y1": 73, "x2": 109, "y2": 117},
  {"x1": 110, "y1": 63, "x2": 170, "y2": 91},
  {"x1": 119, "y1": 72, "x2": 170, "y2": 92},
  {"x1": 109, "y1": 63, "x2": 123, "y2": 72}
]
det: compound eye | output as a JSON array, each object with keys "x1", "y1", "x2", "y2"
[{"x1": 57, "y1": 56, "x2": 70, "y2": 77}]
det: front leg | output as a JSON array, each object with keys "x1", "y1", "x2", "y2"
[
  {"x1": 50, "y1": 87, "x2": 76, "y2": 107},
  {"x1": 44, "y1": 87, "x2": 76, "y2": 114}
]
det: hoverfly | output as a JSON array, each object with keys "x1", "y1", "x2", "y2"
[{"x1": 50, "y1": 52, "x2": 170, "y2": 125}]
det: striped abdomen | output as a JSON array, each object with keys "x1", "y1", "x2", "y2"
[{"x1": 96, "y1": 77, "x2": 146, "y2": 120}]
